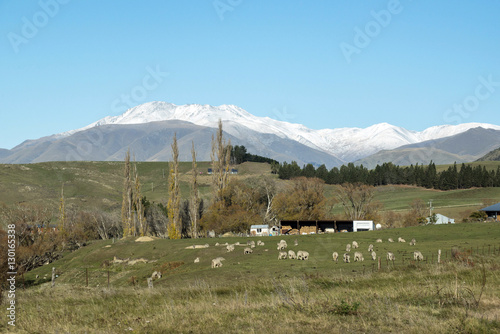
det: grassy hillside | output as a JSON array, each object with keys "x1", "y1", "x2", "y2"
[
  {"x1": 9, "y1": 222, "x2": 500, "y2": 333},
  {"x1": 1, "y1": 161, "x2": 500, "y2": 223},
  {"x1": 477, "y1": 146, "x2": 500, "y2": 161}
]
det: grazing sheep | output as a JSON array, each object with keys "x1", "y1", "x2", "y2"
[
  {"x1": 215, "y1": 242, "x2": 220, "y2": 246},
  {"x1": 371, "y1": 251, "x2": 376, "y2": 261},
  {"x1": 297, "y1": 250, "x2": 309, "y2": 260},
  {"x1": 294, "y1": 239, "x2": 299, "y2": 246},
  {"x1": 151, "y1": 271, "x2": 162, "y2": 280},
  {"x1": 398, "y1": 237, "x2": 406, "y2": 243},
  {"x1": 387, "y1": 252, "x2": 395, "y2": 261},
  {"x1": 354, "y1": 252, "x2": 364, "y2": 262},
  {"x1": 234, "y1": 242, "x2": 240, "y2": 246},
  {"x1": 257, "y1": 240, "x2": 265, "y2": 246},
  {"x1": 388, "y1": 238, "x2": 394, "y2": 243},
  {"x1": 352, "y1": 241, "x2": 359, "y2": 249},
  {"x1": 211, "y1": 257, "x2": 225, "y2": 268},
  {"x1": 346, "y1": 244, "x2": 351, "y2": 252},
  {"x1": 278, "y1": 251, "x2": 288, "y2": 260},
  {"x1": 244, "y1": 247, "x2": 253, "y2": 254},
  {"x1": 343, "y1": 253, "x2": 351, "y2": 263},
  {"x1": 194, "y1": 257, "x2": 200, "y2": 263},
  {"x1": 277, "y1": 240, "x2": 288, "y2": 250},
  {"x1": 332, "y1": 251, "x2": 339, "y2": 262},
  {"x1": 288, "y1": 250, "x2": 297, "y2": 259},
  {"x1": 247, "y1": 240, "x2": 255, "y2": 247},
  {"x1": 413, "y1": 251, "x2": 424, "y2": 261},
  {"x1": 409, "y1": 238, "x2": 416, "y2": 246},
  {"x1": 226, "y1": 244, "x2": 235, "y2": 252},
  {"x1": 368, "y1": 244, "x2": 374, "y2": 252},
  {"x1": 376, "y1": 238, "x2": 383, "y2": 243}
]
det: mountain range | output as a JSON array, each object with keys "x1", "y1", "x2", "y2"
[{"x1": 2, "y1": 101, "x2": 500, "y2": 168}]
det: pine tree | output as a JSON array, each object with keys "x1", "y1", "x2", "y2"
[
  {"x1": 167, "y1": 133, "x2": 181, "y2": 239},
  {"x1": 190, "y1": 141, "x2": 200, "y2": 239}
]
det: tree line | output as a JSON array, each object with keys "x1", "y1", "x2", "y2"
[{"x1": 278, "y1": 161, "x2": 500, "y2": 190}]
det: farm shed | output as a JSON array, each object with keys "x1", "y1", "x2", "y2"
[
  {"x1": 480, "y1": 203, "x2": 500, "y2": 221},
  {"x1": 279, "y1": 220, "x2": 374, "y2": 234},
  {"x1": 426, "y1": 213, "x2": 455, "y2": 224}
]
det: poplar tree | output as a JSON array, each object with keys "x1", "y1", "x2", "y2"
[
  {"x1": 133, "y1": 163, "x2": 147, "y2": 236},
  {"x1": 167, "y1": 133, "x2": 181, "y2": 239},
  {"x1": 121, "y1": 149, "x2": 133, "y2": 237},
  {"x1": 211, "y1": 119, "x2": 231, "y2": 204},
  {"x1": 190, "y1": 141, "x2": 200, "y2": 238},
  {"x1": 59, "y1": 182, "x2": 66, "y2": 234}
]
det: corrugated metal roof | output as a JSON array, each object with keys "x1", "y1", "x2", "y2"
[
  {"x1": 480, "y1": 202, "x2": 500, "y2": 212},
  {"x1": 250, "y1": 225, "x2": 269, "y2": 229}
]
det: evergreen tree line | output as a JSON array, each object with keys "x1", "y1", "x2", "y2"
[
  {"x1": 278, "y1": 161, "x2": 500, "y2": 190},
  {"x1": 231, "y1": 145, "x2": 279, "y2": 165}
]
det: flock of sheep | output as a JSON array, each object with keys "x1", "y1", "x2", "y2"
[
  {"x1": 333, "y1": 237, "x2": 424, "y2": 264},
  {"x1": 200, "y1": 235, "x2": 425, "y2": 269}
]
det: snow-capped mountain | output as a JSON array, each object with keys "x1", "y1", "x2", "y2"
[{"x1": 67, "y1": 101, "x2": 500, "y2": 163}]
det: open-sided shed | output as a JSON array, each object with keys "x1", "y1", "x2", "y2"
[
  {"x1": 480, "y1": 203, "x2": 500, "y2": 221},
  {"x1": 279, "y1": 220, "x2": 374, "y2": 234}
]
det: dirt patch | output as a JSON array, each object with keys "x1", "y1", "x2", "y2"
[{"x1": 135, "y1": 236, "x2": 157, "y2": 242}]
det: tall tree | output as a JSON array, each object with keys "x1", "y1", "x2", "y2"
[
  {"x1": 211, "y1": 119, "x2": 231, "y2": 204},
  {"x1": 121, "y1": 149, "x2": 133, "y2": 237},
  {"x1": 336, "y1": 182, "x2": 374, "y2": 220},
  {"x1": 190, "y1": 141, "x2": 200, "y2": 239},
  {"x1": 59, "y1": 182, "x2": 66, "y2": 234},
  {"x1": 133, "y1": 163, "x2": 147, "y2": 236},
  {"x1": 167, "y1": 133, "x2": 181, "y2": 239}
]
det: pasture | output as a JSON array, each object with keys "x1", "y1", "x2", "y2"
[{"x1": 5, "y1": 222, "x2": 500, "y2": 333}]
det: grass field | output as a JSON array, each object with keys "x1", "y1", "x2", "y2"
[{"x1": 4, "y1": 222, "x2": 500, "y2": 333}]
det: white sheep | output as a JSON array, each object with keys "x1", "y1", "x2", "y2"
[
  {"x1": 234, "y1": 242, "x2": 240, "y2": 246},
  {"x1": 247, "y1": 240, "x2": 255, "y2": 247},
  {"x1": 151, "y1": 271, "x2": 162, "y2": 280},
  {"x1": 244, "y1": 247, "x2": 253, "y2": 254},
  {"x1": 388, "y1": 238, "x2": 394, "y2": 243},
  {"x1": 257, "y1": 240, "x2": 265, "y2": 246},
  {"x1": 413, "y1": 251, "x2": 424, "y2": 261},
  {"x1": 398, "y1": 237, "x2": 406, "y2": 243},
  {"x1": 211, "y1": 257, "x2": 225, "y2": 268},
  {"x1": 387, "y1": 252, "x2": 395, "y2": 261},
  {"x1": 376, "y1": 238, "x2": 383, "y2": 243},
  {"x1": 332, "y1": 251, "x2": 339, "y2": 262},
  {"x1": 226, "y1": 244, "x2": 235, "y2": 252},
  {"x1": 194, "y1": 257, "x2": 200, "y2": 263},
  {"x1": 354, "y1": 252, "x2": 364, "y2": 262},
  {"x1": 343, "y1": 253, "x2": 350, "y2": 263},
  {"x1": 288, "y1": 250, "x2": 297, "y2": 259},
  {"x1": 215, "y1": 242, "x2": 220, "y2": 246},
  {"x1": 297, "y1": 250, "x2": 309, "y2": 260},
  {"x1": 346, "y1": 244, "x2": 351, "y2": 252},
  {"x1": 277, "y1": 240, "x2": 288, "y2": 250},
  {"x1": 352, "y1": 241, "x2": 359, "y2": 249},
  {"x1": 294, "y1": 239, "x2": 299, "y2": 246},
  {"x1": 409, "y1": 238, "x2": 416, "y2": 246},
  {"x1": 368, "y1": 244, "x2": 374, "y2": 252},
  {"x1": 278, "y1": 251, "x2": 287, "y2": 260},
  {"x1": 371, "y1": 251, "x2": 376, "y2": 261}
]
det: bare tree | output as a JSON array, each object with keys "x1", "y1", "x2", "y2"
[
  {"x1": 211, "y1": 119, "x2": 231, "y2": 204},
  {"x1": 121, "y1": 149, "x2": 133, "y2": 237},
  {"x1": 190, "y1": 141, "x2": 200, "y2": 239},
  {"x1": 336, "y1": 182, "x2": 375, "y2": 220},
  {"x1": 133, "y1": 163, "x2": 147, "y2": 236},
  {"x1": 167, "y1": 133, "x2": 181, "y2": 239}
]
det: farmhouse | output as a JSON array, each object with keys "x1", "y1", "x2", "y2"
[
  {"x1": 280, "y1": 220, "x2": 374, "y2": 234},
  {"x1": 480, "y1": 202, "x2": 500, "y2": 221},
  {"x1": 426, "y1": 213, "x2": 455, "y2": 224}
]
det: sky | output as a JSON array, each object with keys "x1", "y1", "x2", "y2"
[{"x1": 1, "y1": 0, "x2": 499, "y2": 149}]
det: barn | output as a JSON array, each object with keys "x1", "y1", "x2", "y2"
[
  {"x1": 480, "y1": 203, "x2": 500, "y2": 221},
  {"x1": 279, "y1": 220, "x2": 374, "y2": 234}
]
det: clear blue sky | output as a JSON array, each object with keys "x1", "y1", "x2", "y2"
[{"x1": 1, "y1": 0, "x2": 499, "y2": 149}]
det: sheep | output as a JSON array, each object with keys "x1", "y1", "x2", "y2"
[
  {"x1": 288, "y1": 250, "x2": 297, "y2": 259},
  {"x1": 371, "y1": 251, "x2": 376, "y2": 261},
  {"x1": 413, "y1": 251, "x2": 424, "y2": 261},
  {"x1": 151, "y1": 271, "x2": 162, "y2": 280},
  {"x1": 354, "y1": 252, "x2": 364, "y2": 262},
  {"x1": 226, "y1": 244, "x2": 235, "y2": 252},
  {"x1": 257, "y1": 240, "x2": 265, "y2": 246},
  {"x1": 215, "y1": 242, "x2": 220, "y2": 246},
  {"x1": 332, "y1": 251, "x2": 339, "y2": 262},
  {"x1": 211, "y1": 257, "x2": 225, "y2": 268},
  {"x1": 352, "y1": 241, "x2": 359, "y2": 249},
  {"x1": 234, "y1": 242, "x2": 240, "y2": 246},
  {"x1": 297, "y1": 250, "x2": 309, "y2": 260},
  {"x1": 247, "y1": 240, "x2": 255, "y2": 247},
  {"x1": 398, "y1": 237, "x2": 406, "y2": 243},
  {"x1": 343, "y1": 253, "x2": 350, "y2": 263},
  {"x1": 244, "y1": 247, "x2": 253, "y2": 254},
  {"x1": 277, "y1": 240, "x2": 288, "y2": 250},
  {"x1": 294, "y1": 239, "x2": 299, "y2": 246},
  {"x1": 346, "y1": 244, "x2": 351, "y2": 252},
  {"x1": 194, "y1": 257, "x2": 200, "y2": 263},
  {"x1": 388, "y1": 238, "x2": 394, "y2": 243},
  {"x1": 376, "y1": 238, "x2": 383, "y2": 243},
  {"x1": 278, "y1": 251, "x2": 288, "y2": 260},
  {"x1": 387, "y1": 252, "x2": 395, "y2": 261},
  {"x1": 409, "y1": 238, "x2": 416, "y2": 246},
  {"x1": 368, "y1": 244, "x2": 374, "y2": 252}
]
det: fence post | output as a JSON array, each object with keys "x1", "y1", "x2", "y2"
[
  {"x1": 147, "y1": 277, "x2": 153, "y2": 289},
  {"x1": 107, "y1": 270, "x2": 110, "y2": 288},
  {"x1": 438, "y1": 249, "x2": 441, "y2": 264},
  {"x1": 86, "y1": 268, "x2": 88, "y2": 287},
  {"x1": 51, "y1": 267, "x2": 55, "y2": 288},
  {"x1": 378, "y1": 257, "x2": 381, "y2": 271}
]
